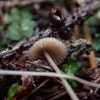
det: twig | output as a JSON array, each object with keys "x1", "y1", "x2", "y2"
[
  {"x1": 48, "y1": 91, "x2": 67, "y2": 100},
  {"x1": 83, "y1": 21, "x2": 97, "y2": 68},
  {"x1": 53, "y1": 77, "x2": 62, "y2": 84},
  {"x1": 0, "y1": 70, "x2": 100, "y2": 88}
]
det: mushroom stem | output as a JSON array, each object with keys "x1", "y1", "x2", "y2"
[{"x1": 43, "y1": 50, "x2": 79, "y2": 100}]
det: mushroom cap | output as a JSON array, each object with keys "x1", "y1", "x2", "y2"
[{"x1": 28, "y1": 37, "x2": 67, "y2": 65}]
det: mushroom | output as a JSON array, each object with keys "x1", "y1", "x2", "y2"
[
  {"x1": 27, "y1": 37, "x2": 79, "y2": 100},
  {"x1": 28, "y1": 37, "x2": 66, "y2": 65}
]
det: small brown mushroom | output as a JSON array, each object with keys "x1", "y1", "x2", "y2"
[
  {"x1": 27, "y1": 37, "x2": 79, "y2": 100},
  {"x1": 28, "y1": 37, "x2": 66, "y2": 65}
]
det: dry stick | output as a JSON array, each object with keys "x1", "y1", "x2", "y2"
[
  {"x1": 53, "y1": 77, "x2": 62, "y2": 84},
  {"x1": 16, "y1": 79, "x2": 50, "y2": 100},
  {"x1": 49, "y1": 91, "x2": 67, "y2": 100},
  {"x1": 0, "y1": 70, "x2": 100, "y2": 87},
  {"x1": 43, "y1": 51, "x2": 79, "y2": 100},
  {"x1": 83, "y1": 21, "x2": 97, "y2": 68}
]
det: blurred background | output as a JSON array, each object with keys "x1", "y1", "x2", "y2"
[{"x1": 0, "y1": 0, "x2": 100, "y2": 56}]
